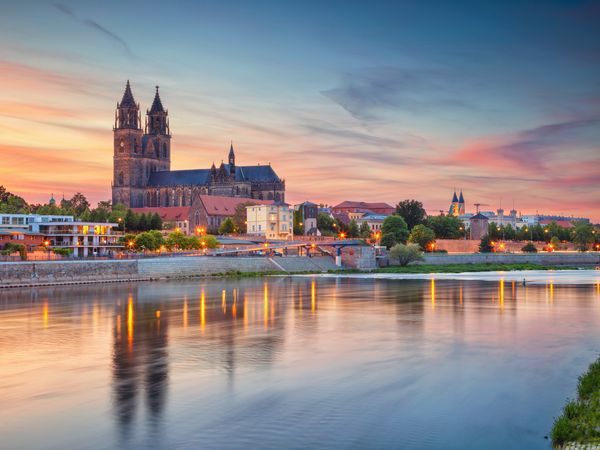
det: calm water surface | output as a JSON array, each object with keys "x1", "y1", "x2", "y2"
[{"x1": 1, "y1": 276, "x2": 600, "y2": 450}]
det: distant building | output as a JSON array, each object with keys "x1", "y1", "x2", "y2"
[
  {"x1": 469, "y1": 213, "x2": 489, "y2": 240},
  {"x1": 332, "y1": 201, "x2": 395, "y2": 216},
  {"x1": 356, "y1": 213, "x2": 388, "y2": 232},
  {"x1": 294, "y1": 202, "x2": 320, "y2": 236},
  {"x1": 449, "y1": 190, "x2": 465, "y2": 216},
  {"x1": 189, "y1": 195, "x2": 272, "y2": 234},
  {"x1": 131, "y1": 206, "x2": 191, "y2": 234},
  {"x1": 0, "y1": 213, "x2": 121, "y2": 257},
  {"x1": 246, "y1": 203, "x2": 293, "y2": 240}
]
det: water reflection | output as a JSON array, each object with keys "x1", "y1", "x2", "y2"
[{"x1": 1, "y1": 277, "x2": 600, "y2": 450}]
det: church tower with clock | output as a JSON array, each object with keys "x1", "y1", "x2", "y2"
[{"x1": 112, "y1": 81, "x2": 171, "y2": 207}]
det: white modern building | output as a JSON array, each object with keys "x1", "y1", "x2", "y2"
[
  {"x1": 246, "y1": 203, "x2": 293, "y2": 240},
  {"x1": 0, "y1": 213, "x2": 122, "y2": 257}
]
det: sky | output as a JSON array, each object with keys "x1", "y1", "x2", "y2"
[{"x1": 0, "y1": 0, "x2": 599, "y2": 220}]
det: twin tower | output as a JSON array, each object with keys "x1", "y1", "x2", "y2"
[{"x1": 112, "y1": 81, "x2": 171, "y2": 207}]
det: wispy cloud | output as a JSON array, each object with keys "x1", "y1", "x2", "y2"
[
  {"x1": 54, "y1": 3, "x2": 134, "y2": 58},
  {"x1": 321, "y1": 66, "x2": 470, "y2": 121}
]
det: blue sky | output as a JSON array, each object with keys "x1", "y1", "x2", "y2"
[{"x1": 1, "y1": 0, "x2": 599, "y2": 218}]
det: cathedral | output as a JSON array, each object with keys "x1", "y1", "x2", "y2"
[{"x1": 112, "y1": 81, "x2": 285, "y2": 208}]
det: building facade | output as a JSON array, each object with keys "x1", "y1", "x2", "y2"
[
  {"x1": 0, "y1": 213, "x2": 121, "y2": 257},
  {"x1": 332, "y1": 201, "x2": 395, "y2": 216},
  {"x1": 189, "y1": 195, "x2": 272, "y2": 234},
  {"x1": 294, "y1": 202, "x2": 320, "y2": 236},
  {"x1": 112, "y1": 81, "x2": 285, "y2": 209},
  {"x1": 246, "y1": 203, "x2": 293, "y2": 240},
  {"x1": 449, "y1": 190, "x2": 465, "y2": 216}
]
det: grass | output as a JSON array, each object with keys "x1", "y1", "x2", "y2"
[
  {"x1": 374, "y1": 263, "x2": 579, "y2": 274},
  {"x1": 551, "y1": 357, "x2": 600, "y2": 447}
]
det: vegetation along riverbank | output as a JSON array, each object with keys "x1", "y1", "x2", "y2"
[{"x1": 551, "y1": 357, "x2": 600, "y2": 448}]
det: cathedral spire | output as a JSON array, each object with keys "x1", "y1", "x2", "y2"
[
  {"x1": 149, "y1": 85, "x2": 165, "y2": 113},
  {"x1": 120, "y1": 80, "x2": 136, "y2": 107},
  {"x1": 115, "y1": 80, "x2": 140, "y2": 129},
  {"x1": 228, "y1": 141, "x2": 235, "y2": 167},
  {"x1": 146, "y1": 85, "x2": 169, "y2": 135}
]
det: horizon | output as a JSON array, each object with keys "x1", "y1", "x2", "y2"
[{"x1": 1, "y1": 1, "x2": 599, "y2": 220}]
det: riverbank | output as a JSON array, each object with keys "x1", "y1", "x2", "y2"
[
  {"x1": 551, "y1": 357, "x2": 600, "y2": 449},
  {"x1": 376, "y1": 262, "x2": 580, "y2": 274}
]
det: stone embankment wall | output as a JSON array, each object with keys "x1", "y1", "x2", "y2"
[
  {"x1": 0, "y1": 260, "x2": 138, "y2": 286},
  {"x1": 0, "y1": 255, "x2": 339, "y2": 287},
  {"x1": 435, "y1": 239, "x2": 577, "y2": 253},
  {"x1": 421, "y1": 252, "x2": 600, "y2": 266}
]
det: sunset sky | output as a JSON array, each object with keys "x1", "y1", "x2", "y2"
[{"x1": 1, "y1": 1, "x2": 599, "y2": 220}]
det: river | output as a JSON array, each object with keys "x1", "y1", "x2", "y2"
[{"x1": 1, "y1": 274, "x2": 599, "y2": 449}]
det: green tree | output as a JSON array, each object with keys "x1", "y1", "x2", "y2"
[
  {"x1": 219, "y1": 217, "x2": 236, "y2": 234},
  {"x1": 232, "y1": 202, "x2": 255, "y2": 233},
  {"x1": 479, "y1": 235, "x2": 494, "y2": 253},
  {"x1": 572, "y1": 223, "x2": 594, "y2": 251},
  {"x1": 124, "y1": 209, "x2": 139, "y2": 232},
  {"x1": 166, "y1": 231, "x2": 188, "y2": 250},
  {"x1": 138, "y1": 213, "x2": 149, "y2": 231},
  {"x1": 426, "y1": 215, "x2": 462, "y2": 239},
  {"x1": 134, "y1": 230, "x2": 164, "y2": 251},
  {"x1": 200, "y1": 234, "x2": 219, "y2": 249},
  {"x1": 521, "y1": 242, "x2": 538, "y2": 253},
  {"x1": 150, "y1": 213, "x2": 162, "y2": 231},
  {"x1": 550, "y1": 235, "x2": 561, "y2": 250},
  {"x1": 293, "y1": 207, "x2": 304, "y2": 235},
  {"x1": 347, "y1": 220, "x2": 359, "y2": 238},
  {"x1": 389, "y1": 243, "x2": 424, "y2": 266},
  {"x1": 317, "y1": 213, "x2": 335, "y2": 233},
  {"x1": 380, "y1": 215, "x2": 409, "y2": 249},
  {"x1": 408, "y1": 224, "x2": 436, "y2": 251},
  {"x1": 395, "y1": 199, "x2": 427, "y2": 230},
  {"x1": 359, "y1": 221, "x2": 371, "y2": 238}
]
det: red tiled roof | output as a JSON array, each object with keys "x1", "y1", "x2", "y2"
[
  {"x1": 539, "y1": 219, "x2": 575, "y2": 229},
  {"x1": 131, "y1": 206, "x2": 190, "y2": 221},
  {"x1": 197, "y1": 195, "x2": 273, "y2": 217},
  {"x1": 334, "y1": 201, "x2": 394, "y2": 209}
]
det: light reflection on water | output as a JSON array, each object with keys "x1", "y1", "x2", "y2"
[{"x1": 0, "y1": 277, "x2": 599, "y2": 450}]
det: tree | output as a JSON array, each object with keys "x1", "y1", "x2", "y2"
[
  {"x1": 124, "y1": 209, "x2": 139, "y2": 232},
  {"x1": 138, "y1": 213, "x2": 149, "y2": 231},
  {"x1": 150, "y1": 213, "x2": 163, "y2": 231},
  {"x1": 408, "y1": 224, "x2": 436, "y2": 251},
  {"x1": 317, "y1": 213, "x2": 335, "y2": 234},
  {"x1": 347, "y1": 220, "x2": 359, "y2": 238},
  {"x1": 573, "y1": 223, "x2": 594, "y2": 251},
  {"x1": 233, "y1": 202, "x2": 255, "y2": 233},
  {"x1": 359, "y1": 221, "x2": 371, "y2": 238},
  {"x1": 521, "y1": 242, "x2": 538, "y2": 253},
  {"x1": 219, "y1": 217, "x2": 236, "y2": 234},
  {"x1": 67, "y1": 192, "x2": 90, "y2": 217},
  {"x1": 389, "y1": 243, "x2": 423, "y2": 266},
  {"x1": 550, "y1": 236, "x2": 561, "y2": 250},
  {"x1": 479, "y1": 235, "x2": 494, "y2": 253},
  {"x1": 380, "y1": 215, "x2": 409, "y2": 249},
  {"x1": 395, "y1": 200, "x2": 426, "y2": 230},
  {"x1": 134, "y1": 230, "x2": 164, "y2": 251},
  {"x1": 426, "y1": 215, "x2": 462, "y2": 239},
  {"x1": 293, "y1": 207, "x2": 304, "y2": 236},
  {"x1": 200, "y1": 234, "x2": 219, "y2": 249}
]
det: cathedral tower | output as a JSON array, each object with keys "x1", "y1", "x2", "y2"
[{"x1": 112, "y1": 80, "x2": 143, "y2": 207}]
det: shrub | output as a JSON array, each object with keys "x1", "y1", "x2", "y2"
[
  {"x1": 479, "y1": 235, "x2": 494, "y2": 253},
  {"x1": 2, "y1": 242, "x2": 27, "y2": 260},
  {"x1": 52, "y1": 248, "x2": 73, "y2": 256},
  {"x1": 389, "y1": 243, "x2": 423, "y2": 266},
  {"x1": 521, "y1": 242, "x2": 538, "y2": 253}
]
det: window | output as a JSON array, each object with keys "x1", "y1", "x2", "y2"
[
  {"x1": 258, "y1": 225, "x2": 262, "y2": 231},
  {"x1": 118, "y1": 172, "x2": 124, "y2": 186}
]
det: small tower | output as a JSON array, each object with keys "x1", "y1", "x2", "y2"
[
  {"x1": 228, "y1": 142, "x2": 235, "y2": 167},
  {"x1": 449, "y1": 191, "x2": 459, "y2": 216},
  {"x1": 458, "y1": 190, "x2": 465, "y2": 215}
]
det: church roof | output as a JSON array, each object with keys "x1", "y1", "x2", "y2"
[
  {"x1": 469, "y1": 213, "x2": 489, "y2": 221},
  {"x1": 458, "y1": 191, "x2": 464, "y2": 203},
  {"x1": 131, "y1": 206, "x2": 189, "y2": 221},
  {"x1": 120, "y1": 80, "x2": 136, "y2": 108},
  {"x1": 452, "y1": 192, "x2": 459, "y2": 203},
  {"x1": 149, "y1": 86, "x2": 165, "y2": 114},
  {"x1": 146, "y1": 164, "x2": 281, "y2": 187}
]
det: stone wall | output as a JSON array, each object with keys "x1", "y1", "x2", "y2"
[
  {"x1": 0, "y1": 260, "x2": 138, "y2": 286},
  {"x1": 421, "y1": 252, "x2": 600, "y2": 266},
  {"x1": 137, "y1": 256, "x2": 278, "y2": 277}
]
